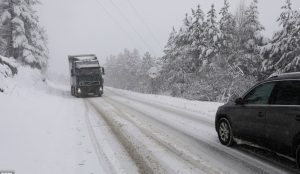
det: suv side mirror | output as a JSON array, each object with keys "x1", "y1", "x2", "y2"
[
  {"x1": 235, "y1": 98, "x2": 244, "y2": 105},
  {"x1": 229, "y1": 94, "x2": 239, "y2": 102},
  {"x1": 102, "y1": 67, "x2": 105, "y2": 75}
]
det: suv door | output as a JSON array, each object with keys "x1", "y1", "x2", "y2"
[
  {"x1": 232, "y1": 82, "x2": 275, "y2": 144},
  {"x1": 266, "y1": 80, "x2": 300, "y2": 154}
]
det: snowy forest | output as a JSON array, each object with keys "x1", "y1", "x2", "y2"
[
  {"x1": 0, "y1": 0, "x2": 48, "y2": 71},
  {"x1": 105, "y1": 0, "x2": 300, "y2": 102},
  {"x1": 0, "y1": 0, "x2": 299, "y2": 103}
]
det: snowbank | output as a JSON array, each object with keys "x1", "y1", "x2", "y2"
[
  {"x1": 0, "y1": 57, "x2": 102, "y2": 173},
  {"x1": 0, "y1": 87, "x2": 102, "y2": 174},
  {"x1": 0, "y1": 56, "x2": 18, "y2": 93},
  {"x1": 0, "y1": 55, "x2": 46, "y2": 96}
]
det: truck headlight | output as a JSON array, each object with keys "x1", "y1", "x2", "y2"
[
  {"x1": 77, "y1": 88, "x2": 81, "y2": 93},
  {"x1": 100, "y1": 86, "x2": 103, "y2": 91}
]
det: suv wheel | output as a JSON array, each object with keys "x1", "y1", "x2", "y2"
[{"x1": 217, "y1": 118, "x2": 234, "y2": 146}]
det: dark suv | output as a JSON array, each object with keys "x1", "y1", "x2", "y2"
[{"x1": 215, "y1": 72, "x2": 300, "y2": 169}]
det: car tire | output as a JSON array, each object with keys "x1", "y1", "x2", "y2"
[
  {"x1": 217, "y1": 118, "x2": 234, "y2": 146},
  {"x1": 296, "y1": 145, "x2": 300, "y2": 170}
]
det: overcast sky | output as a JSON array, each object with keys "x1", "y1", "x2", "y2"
[{"x1": 37, "y1": 0, "x2": 300, "y2": 74}]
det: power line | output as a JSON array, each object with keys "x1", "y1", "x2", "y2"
[
  {"x1": 94, "y1": 0, "x2": 140, "y2": 47},
  {"x1": 124, "y1": 0, "x2": 162, "y2": 48},
  {"x1": 107, "y1": 0, "x2": 157, "y2": 55}
]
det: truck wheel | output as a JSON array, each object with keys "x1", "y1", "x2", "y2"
[
  {"x1": 98, "y1": 86, "x2": 103, "y2": 97},
  {"x1": 75, "y1": 88, "x2": 81, "y2": 98}
]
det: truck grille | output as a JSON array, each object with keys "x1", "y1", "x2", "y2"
[{"x1": 80, "y1": 81, "x2": 100, "y2": 86}]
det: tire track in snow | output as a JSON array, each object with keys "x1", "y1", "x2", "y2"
[
  {"x1": 106, "y1": 89, "x2": 214, "y2": 127},
  {"x1": 83, "y1": 101, "x2": 115, "y2": 174},
  {"x1": 107, "y1": 88, "x2": 299, "y2": 173},
  {"x1": 84, "y1": 101, "x2": 140, "y2": 174},
  {"x1": 88, "y1": 99, "x2": 209, "y2": 174},
  {"x1": 102, "y1": 92, "x2": 291, "y2": 174},
  {"x1": 87, "y1": 100, "x2": 166, "y2": 174},
  {"x1": 102, "y1": 97, "x2": 224, "y2": 174}
]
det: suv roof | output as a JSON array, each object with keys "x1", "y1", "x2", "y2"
[{"x1": 267, "y1": 72, "x2": 300, "y2": 81}]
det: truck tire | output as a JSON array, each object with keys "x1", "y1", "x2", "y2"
[
  {"x1": 98, "y1": 86, "x2": 103, "y2": 97},
  {"x1": 98, "y1": 91, "x2": 102, "y2": 97},
  {"x1": 75, "y1": 87, "x2": 81, "y2": 98}
]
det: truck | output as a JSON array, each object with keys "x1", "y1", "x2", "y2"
[{"x1": 68, "y1": 54, "x2": 105, "y2": 97}]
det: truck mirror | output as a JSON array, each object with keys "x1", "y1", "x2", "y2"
[{"x1": 102, "y1": 67, "x2": 105, "y2": 75}]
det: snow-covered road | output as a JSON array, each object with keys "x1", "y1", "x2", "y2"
[
  {"x1": 84, "y1": 88, "x2": 298, "y2": 174},
  {"x1": 0, "y1": 79, "x2": 298, "y2": 174}
]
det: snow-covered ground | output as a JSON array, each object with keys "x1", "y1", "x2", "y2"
[
  {"x1": 0, "y1": 67, "x2": 298, "y2": 173},
  {"x1": 0, "y1": 67, "x2": 103, "y2": 174}
]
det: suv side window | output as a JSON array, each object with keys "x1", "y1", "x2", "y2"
[
  {"x1": 271, "y1": 81, "x2": 300, "y2": 105},
  {"x1": 243, "y1": 82, "x2": 276, "y2": 105}
]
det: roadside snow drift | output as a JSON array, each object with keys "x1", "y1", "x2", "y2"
[
  {"x1": 0, "y1": 63, "x2": 103, "y2": 174},
  {"x1": 0, "y1": 56, "x2": 18, "y2": 93}
]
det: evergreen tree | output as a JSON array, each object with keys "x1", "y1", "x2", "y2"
[
  {"x1": 242, "y1": 0, "x2": 265, "y2": 51},
  {"x1": 160, "y1": 14, "x2": 195, "y2": 96},
  {"x1": 105, "y1": 49, "x2": 145, "y2": 91},
  {"x1": 140, "y1": 52, "x2": 155, "y2": 77},
  {"x1": 159, "y1": 2, "x2": 261, "y2": 101},
  {"x1": 0, "y1": 0, "x2": 48, "y2": 70},
  {"x1": 189, "y1": 5, "x2": 206, "y2": 71},
  {"x1": 235, "y1": 0, "x2": 265, "y2": 77},
  {"x1": 138, "y1": 52, "x2": 156, "y2": 92},
  {"x1": 219, "y1": 0, "x2": 236, "y2": 57},
  {"x1": 261, "y1": 0, "x2": 300, "y2": 74},
  {"x1": 200, "y1": 4, "x2": 220, "y2": 71}
]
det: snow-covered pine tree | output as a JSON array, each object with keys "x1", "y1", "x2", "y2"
[
  {"x1": 235, "y1": 0, "x2": 265, "y2": 77},
  {"x1": 159, "y1": 27, "x2": 178, "y2": 92},
  {"x1": 0, "y1": 0, "x2": 11, "y2": 56},
  {"x1": 212, "y1": 0, "x2": 239, "y2": 102},
  {"x1": 241, "y1": 0, "x2": 265, "y2": 51},
  {"x1": 104, "y1": 49, "x2": 144, "y2": 91},
  {"x1": 200, "y1": 4, "x2": 220, "y2": 71},
  {"x1": 175, "y1": 13, "x2": 194, "y2": 74},
  {"x1": 121, "y1": 49, "x2": 141, "y2": 90},
  {"x1": 162, "y1": 27, "x2": 177, "y2": 65},
  {"x1": 189, "y1": 5, "x2": 206, "y2": 71},
  {"x1": 140, "y1": 52, "x2": 155, "y2": 77},
  {"x1": 159, "y1": 14, "x2": 194, "y2": 97},
  {"x1": 261, "y1": 0, "x2": 300, "y2": 75},
  {"x1": 219, "y1": 0, "x2": 236, "y2": 58},
  {"x1": 0, "y1": 0, "x2": 48, "y2": 70},
  {"x1": 138, "y1": 52, "x2": 156, "y2": 92}
]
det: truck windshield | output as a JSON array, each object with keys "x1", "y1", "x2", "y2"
[{"x1": 78, "y1": 68, "x2": 100, "y2": 75}]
